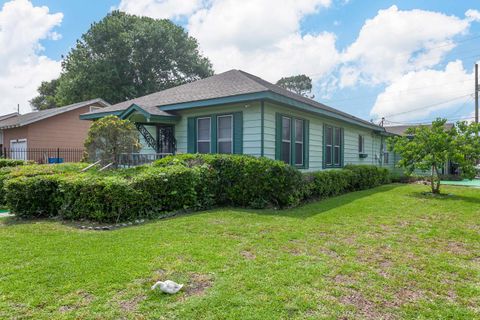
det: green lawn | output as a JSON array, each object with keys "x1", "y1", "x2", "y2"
[{"x1": 1, "y1": 184, "x2": 479, "y2": 319}]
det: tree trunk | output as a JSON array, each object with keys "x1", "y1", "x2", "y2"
[
  {"x1": 434, "y1": 165, "x2": 441, "y2": 194},
  {"x1": 430, "y1": 165, "x2": 436, "y2": 194},
  {"x1": 430, "y1": 164, "x2": 441, "y2": 194}
]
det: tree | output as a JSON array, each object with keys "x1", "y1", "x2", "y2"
[
  {"x1": 84, "y1": 115, "x2": 141, "y2": 166},
  {"x1": 276, "y1": 75, "x2": 314, "y2": 98},
  {"x1": 388, "y1": 118, "x2": 480, "y2": 194},
  {"x1": 29, "y1": 79, "x2": 60, "y2": 110},
  {"x1": 32, "y1": 11, "x2": 213, "y2": 109}
]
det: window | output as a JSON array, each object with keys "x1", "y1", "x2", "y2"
[
  {"x1": 217, "y1": 115, "x2": 233, "y2": 154},
  {"x1": 281, "y1": 117, "x2": 291, "y2": 163},
  {"x1": 189, "y1": 112, "x2": 242, "y2": 154},
  {"x1": 89, "y1": 105, "x2": 102, "y2": 112},
  {"x1": 324, "y1": 125, "x2": 343, "y2": 168},
  {"x1": 295, "y1": 119, "x2": 304, "y2": 166},
  {"x1": 358, "y1": 135, "x2": 364, "y2": 153},
  {"x1": 276, "y1": 114, "x2": 308, "y2": 168},
  {"x1": 382, "y1": 142, "x2": 389, "y2": 164},
  {"x1": 197, "y1": 117, "x2": 211, "y2": 153}
]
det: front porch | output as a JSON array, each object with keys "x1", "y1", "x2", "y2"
[{"x1": 119, "y1": 104, "x2": 180, "y2": 165}]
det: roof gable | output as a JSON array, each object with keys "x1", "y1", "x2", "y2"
[
  {"x1": 81, "y1": 70, "x2": 382, "y2": 131},
  {"x1": 0, "y1": 98, "x2": 110, "y2": 129}
]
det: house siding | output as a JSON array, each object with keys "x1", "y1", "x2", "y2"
[
  {"x1": 174, "y1": 102, "x2": 262, "y2": 156},
  {"x1": 2, "y1": 104, "x2": 98, "y2": 150},
  {"x1": 263, "y1": 101, "x2": 394, "y2": 171},
  {"x1": 134, "y1": 100, "x2": 400, "y2": 173}
]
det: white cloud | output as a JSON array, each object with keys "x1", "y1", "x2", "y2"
[
  {"x1": 187, "y1": 0, "x2": 335, "y2": 81},
  {"x1": 117, "y1": 0, "x2": 203, "y2": 19},
  {"x1": 465, "y1": 9, "x2": 480, "y2": 22},
  {"x1": 340, "y1": 5, "x2": 470, "y2": 87},
  {"x1": 371, "y1": 60, "x2": 474, "y2": 122},
  {"x1": 0, "y1": 0, "x2": 63, "y2": 115},
  {"x1": 118, "y1": 0, "x2": 335, "y2": 82}
]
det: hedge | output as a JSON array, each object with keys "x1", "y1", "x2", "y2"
[
  {"x1": 0, "y1": 159, "x2": 31, "y2": 168},
  {"x1": 0, "y1": 163, "x2": 89, "y2": 208},
  {"x1": 154, "y1": 154, "x2": 303, "y2": 208},
  {"x1": 3, "y1": 155, "x2": 392, "y2": 222}
]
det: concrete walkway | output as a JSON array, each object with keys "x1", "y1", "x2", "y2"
[{"x1": 441, "y1": 179, "x2": 480, "y2": 188}]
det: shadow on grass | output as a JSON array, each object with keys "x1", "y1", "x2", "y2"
[
  {"x1": 236, "y1": 184, "x2": 403, "y2": 220},
  {"x1": 408, "y1": 190, "x2": 480, "y2": 205},
  {"x1": 1, "y1": 184, "x2": 405, "y2": 226}
]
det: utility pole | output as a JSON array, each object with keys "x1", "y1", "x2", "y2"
[
  {"x1": 476, "y1": 63, "x2": 478, "y2": 124},
  {"x1": 17, "y1": 104, "x2": 19, "y2": 114}
]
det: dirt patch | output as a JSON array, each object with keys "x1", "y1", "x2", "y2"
[
  {"x1": 333, "y1": 274, "x2": 355, "y2": 286},
  {"x1": 340, "y1": 289, "x2": 396, "y2": 320},
  {"x1": 318, "y1": 247, "x2": 340, "y2": 258},
  {"x1": 445, "y1": 241, "x2": 469, "y2": 255},
  {"x1": 183, "y1": 273, "x2": 214, "y2": 297},
  {"x1": 119, "y1": 295, "x2": 146, "y2": 313},
  {"x1": 241, "y1": 250, "x2": 256, "y2": 260},
  {"x1": 58, "y1": 290, "x2": 94, "y2": 313}
]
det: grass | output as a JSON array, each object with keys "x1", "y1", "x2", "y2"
[{"x1": 1, "y1": 184, "x2": 479, "y2": 319}]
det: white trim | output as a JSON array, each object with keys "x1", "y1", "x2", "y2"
[
  {"x1": 358, "y1": 134, "x2": 365, "y2": 153},
  {"x1": 10, "y1": 139, "x2": 27, "y2": 160},
  {"x1": 196, "y1": 117, "x2": 211, "y2": 153},
  {"x1": 217, "y1": 114, "x2": 233, "y2": 154},
  {"x1": 294, "y1": 119, "x2": 304, "y2": 166},
  {"x1": 281, "y1": 116, "x2": 291, "y2": 163}
]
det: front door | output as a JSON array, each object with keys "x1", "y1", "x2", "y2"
[{"x1": 157, "y1": 125, "x2": 175, "y2": 154}]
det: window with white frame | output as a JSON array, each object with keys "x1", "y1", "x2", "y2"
[
  {"x1": 281, "y1": 116, "x2": 291, "y2": 164},
  {"x1": 324, "y1": 125, "x2": 343, "y2": 168},
  {"x1": 295, "y1": 119, "x2": 304, "y2": 166},
  {"x1": 217, "y1": 115, "x2": 233, "y2": 154},
  {"x1": 358, "y1": 134, "x2": 365, "y2": 153},
  {"x1": 196, "y1": 117, "x2": 211, "y2": 153},
  {"x1": 383, "y1": 142, "x2": 389, "y2": 164}
]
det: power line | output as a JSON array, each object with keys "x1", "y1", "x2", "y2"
[
  {"x1": 373, "y1": 93, "x2": 474, "y2": 120},
  {"x1": 323, "y1": 81, "x2": 473, "y2": 103}
]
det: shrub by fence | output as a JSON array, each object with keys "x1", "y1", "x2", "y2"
[{"x1": 3, "y1": 154, "x2": 392, "y2": 222}]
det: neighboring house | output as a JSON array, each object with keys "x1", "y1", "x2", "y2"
[
  {"x1": 0, "y1": 99, "x2": 110, "y2": 161},
  {"x1": 81, "y1": 70, "x2": 397, "y2": 171},
  {"x1": 385, "y1": 123, "x2": 458, "y2": 175},
  {"x1": 0, "y1": 112, "x2": 19, "y2": 149},
  {"x1": 384, "y1": 123, "x2": 454, "y2": 136}
]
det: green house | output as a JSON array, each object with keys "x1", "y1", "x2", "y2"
[{"x1": 80, "y1": 70, "x2": 399, "y2": 171}]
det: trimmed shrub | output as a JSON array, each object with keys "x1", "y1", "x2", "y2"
[
  {"x1": 155, "y1": 154, "x2": 304, "y2": 208},
  {"x1": 55, "y1": 165, "x2": 216, "y2": 222},
  {"x1": 5, "y1": 175, "x2": 62, "y2": 218},
  {"x1": 58, "y1": 174, "x2": 142, "y2": 222},
  {"x1": 303, "y1": 169, "x2": 354, "y2": 199},
  {"x1": 5, "y1": 155, "x2": 393, "y2": 222},
  {"x1": 0, "y1": 159, "x2": 31, "y2": 168},
  {"x1": 344, "y1": 164, "x2": 390, "y2": 190}
]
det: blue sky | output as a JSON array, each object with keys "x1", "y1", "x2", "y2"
[{"x1": 1, "y1": 0, "x2": 479, "y2": 124}]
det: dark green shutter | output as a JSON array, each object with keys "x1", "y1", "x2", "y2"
[
  {"x1": 304, "y1": 120, "x2": 309, "y2": 169},
  {"x1": 340, "y1": 128, "x2": 344, "y2": 167},
  {"x1": 275, "y1": 113, "x2": 282, "y2": 160},
  {"x1": 187, "y1": 117, "x2": 196, "y2": 153},
  {"x1": 290, "y1": 118, "x2": 296, "y2": 165},
  {"x1": 211, "y1": 115, "x2": 217, "y2": 154},
  {"x1": 322, "y1": 124, "x2": 326, "y2": 169},
  {"x1": 233, "y1": 112, "x2": 243, "y2": 154}
]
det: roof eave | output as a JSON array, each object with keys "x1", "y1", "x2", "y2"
[
  {"x1": 80, "y1": 110, "x2": 123, "y2": 120},
  {"x1": 158, "y1": 91, "x2": 384, "y2": 132}
]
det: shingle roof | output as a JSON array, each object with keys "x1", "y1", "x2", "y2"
[
  {"x1": 82, "y1": 69, "x2": 380, "y2": 129},
  {"x1": 384, "y1": 123, "x2": 455, "y2": 136},
  {"x1": 0, "y1": 112, "x2": 19, "y2": 122},
  {"x1": 0, "y1": 98, "x2": 110, "y2": 129}
]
